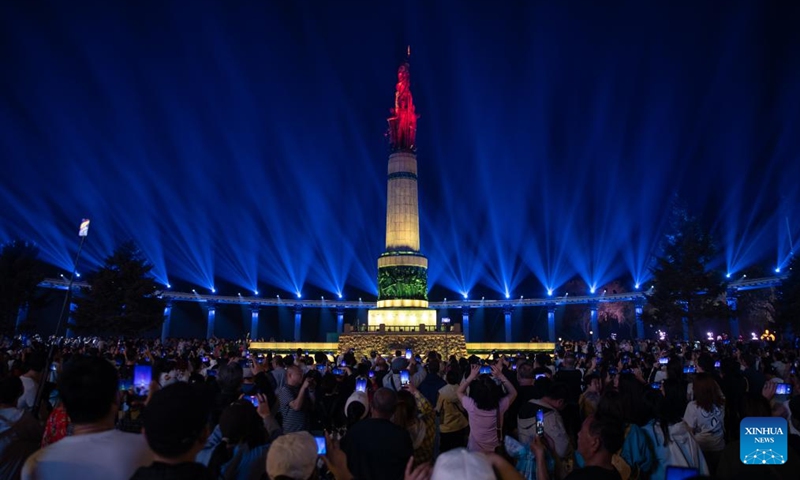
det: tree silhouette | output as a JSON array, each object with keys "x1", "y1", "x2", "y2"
[
  {"x1": 776, "y1": 255, "x2": 800, "y2": 332},
  {"x1": 0, "y1": 240, "x2": 47, "y2": 334},
  {"x1": 72, "y1": 241, "x2": 166, "y2": 336},
  {"x1": 646, "y1": 204, "x2": 728, "y2": 340}
]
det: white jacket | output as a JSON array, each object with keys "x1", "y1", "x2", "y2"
[{"x1": 642, "y1": 420, "x2": 709, "y2": 480}]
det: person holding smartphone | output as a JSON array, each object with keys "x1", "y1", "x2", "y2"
[{"x1": 456, "y1": 363, "x2": 518, "y2": 453}]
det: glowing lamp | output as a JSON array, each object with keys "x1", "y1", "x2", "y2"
[
  {"x1": 254, "y1": 290, "x2": 259, "y2": 295},
  {"x1": 296, "y1": 292, "x2": 302, "y2": 299},
  {"x1": 75, "y1": 272, "x2": 81, "y2": 278},
  {"x1": 547, "y1": 289, "x2": 553, "y2": 296},
  {"x1": 634, "y1": 283, "x2": 640, "y2": 289},
  {"x1": 590, "y1": 287, "x2": 596, "y2": 294},
  {"x1": 505, "y1": 292, "x2": 510, "y2": 299},
  {"x1": 237, "y1": 293, "x2": 242, "y2": 296},
  {"x1": 726, "y1": 273, "x2": 731, "y2": 278},
  {"x1": 338, "y1": 293, "x2": 343, "y2": 299},
  {"x1": 166, "y1": 283, "x2": 171, "y2": 289},
  {"x1": 775, "y1": 268, "x2": 781, "y2": 273},
  {"x1": 60, "y1": 274, "x2": 65, "y2": 278},
  {"x1": 192, "y1": 289, "x2": 197, "y2": 293},
  {"x1": 211, "y1": 287, "x2": 216, "y2": 294},
  {"x1": 462, "y1": 292, "x2": 468, "y2": 299}
]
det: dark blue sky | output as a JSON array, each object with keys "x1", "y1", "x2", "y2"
[{"x1": 1, "y1": 1, "x2": 799, "y2": 300}]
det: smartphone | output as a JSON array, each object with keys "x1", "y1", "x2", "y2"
[
  {"x1": 206, "y1": 369, "x2": 217, "y2": 377},
  {"x1": 399, "y1": 369, "x2": 410, "y2": 387},
  {"x1": 536, "y1": 409, "x2": 545, "y2": 437},
  {"x1": 244, "y1": 395, "x2": 259, "y2": 408},
  {"x1": 714, "y1": 361, "x2": 721, "y2": 369},
  {"x1": 480, "y1": 366, "x2": 492, "y2": 374},
  {"x1": 316, "y1": 365, "x2": 326, "y2": 373},
  {"x1": 314, "y1": 436, "x2": 327, "y2": 455},
  {"x1": 659, "y1": 358, "x2": 669, "y2": 365},
  {"x1": 776, "y1": 383, "x2": 793, "y2": 395},
  {"x1": 535, "y1": 373, "x2": 546, "y2": 380},
  {"x1": 356, "y1": 378, "x2": 367, "y2": 393},
  {"x1": 368, "y1": 369, "x2": 375, "y2": 378},
  {"x1": 405, "y1": 349, "x2": 412, "y2": 360},
  {"x1": 332, "y1": 368, "x2": 344, "y2": 376},
  {"x1": 665, "y1": 466, "x2": 699, "y2": 480},
  {"x1": 608, "y1": 368, "x2": 618, "y2": 376},
  {"x1": 201, "y1": 356, "x2": 209, "y2": 363},
  {"x1": 650, "y1": 382, "x2": 661, "y2": 389},
  {"x1": 683, "y1": 366, "x2": 696, "y2": 374},
  {"x1": 118, "y1": 379, "x2": 133, "y2": 392},
  {"x1": 133, "y1": 365, "x2": 153, "y2": 396},
  {"x1": 621, "y1": 368, "x2": 633, "y2": 375},
  {"x1": 512, "y1": 364, "x2": 518, "y2": 371}
]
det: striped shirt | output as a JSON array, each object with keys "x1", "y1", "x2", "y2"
[{"x1": 278, "y1": 385, "x2": 309, "y2": 433}]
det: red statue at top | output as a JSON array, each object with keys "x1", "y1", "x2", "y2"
[{"x1": 387, "y1": 47, "x2": 418, "y2": 152}]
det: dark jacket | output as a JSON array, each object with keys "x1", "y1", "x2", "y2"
[{"x1": 129, "y1": 461, "x2": 216, "y2": 480}]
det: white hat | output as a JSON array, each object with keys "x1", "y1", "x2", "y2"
[
  {"x1": 266, "y1": 431, "x2": 318, "y2": 479},
  {"x1": 431, "y1": 448, "x2": 496, "y2": 480},
  {"x1": 344, "y1": 391, "x2": 369, "y2": 420}
]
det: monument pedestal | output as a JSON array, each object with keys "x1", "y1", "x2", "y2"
[{"x1": 368, "y1": 307, "x2": 436, "y2": 329}]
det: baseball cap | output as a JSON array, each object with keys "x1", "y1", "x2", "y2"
[
  {"x1": 266, "y1": 431, "x2": 318, "y2": 479},
  {"x1": 431, "y1": 448, "x2": 495, "y2": 480}
]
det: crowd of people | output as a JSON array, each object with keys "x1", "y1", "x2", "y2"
[{"x1": 1, "y1": 334, "x2": 800, "y2": 480}]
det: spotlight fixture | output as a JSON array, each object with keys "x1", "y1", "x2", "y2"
[
  {"x1": 462, "y1": 292, "x2": 468, "y2": 299},
  {"x1": 338, "y1": 293, "x2": 343, "y2": 299},
  {"x1": 634, "y1": 283, "x2": 640, "y2": 289},
  {"x1": 238, "y1": 292, "x2": 242, "y2": 296},
  {"x1": 725, "y1": 273, "x2": 731, "y2": 278},
  {"x1": 192, "y1": 289, "x2": 197, "y2": 293},
  {"x1": 547, "y1": 289, "x2": 553, "y2": 296},
  {"x1": 296, "y1": 292, "x2": 302, "y2": 298},
  {"x1": 75, "y1": 272, "x2": 81, "y2": 278},
  {"x1": 211, "y1": 287, "x2": 216, "y2": 294},
  {"x1": 254, "y1": 290, "x2": 259, "y2": 295},
  {"x1": 166, "y1": 283, "x2": 171, "y2": 289},
  {"x1": 505, "y1": 292, "x2": 510, "y2": 299},
  {"x1": 589, "y1": 287, "x2": 596, "y2": 294},
  {"x1": 775, "y1": 268, "x2": 781, "y2": 273}
]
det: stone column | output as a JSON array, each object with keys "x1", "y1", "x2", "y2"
[
  {"x1": 15, "y1": 304, "x2": 29, "y2": 333},
  {"x1": 66, "y1": 302, "x2": 77, "y2": 338},
  {"x1": 504, "y1": 305, "x2": 513, "y2": 343},
  {"x1": 727, "y1": 288, "x2": 739, "y2": 340},
  {"x1": 634, "y1": 298, "x2": 645, "y2": 339},
  {"x1": 206, "y1": 302, "x2": 217, "y2": 340},
  {"x1": 589, "y1": 302, "x2": 599, "y2": 342},
  {"x1": 547, "y1": 304, "x2": 556, "y2": 342},
  {"x1": 250, "y1": 304, "x2": 259, "y2": 340},
  {"x1": 462, "y1": 306, "x2": 470, "y2": 342},
  {"x1": 161, "y1": 301, "x2": 173, "y2": 343},
  {"x1": 681, "y1": 302, "x2": 689, "y2": 342},
  {"x1": 294, "y1": 305, "x2": 302, "y2": 341},
  {"x1": 336, "y1": 306, "x2": 345, "y2": 334}
]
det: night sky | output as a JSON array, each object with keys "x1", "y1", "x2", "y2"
[{"x1": 2, "y1": 1, "x2": 799, "y2": 303}]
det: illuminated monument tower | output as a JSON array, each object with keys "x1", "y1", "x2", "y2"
[{"x1": 368, "y1": 49, "x2": 437, "y2": 329}]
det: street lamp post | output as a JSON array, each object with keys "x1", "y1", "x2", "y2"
[{"x1": 442, "y1": 317, "x2": 451, "y2": 359}]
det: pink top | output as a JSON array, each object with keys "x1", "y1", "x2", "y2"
[{"x1": 461, "y1": 395, "x2": 511, "y2": 453}]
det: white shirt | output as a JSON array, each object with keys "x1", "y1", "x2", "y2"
[
  {"x1": 683, "y1": 401, "x2": 725, "y2": 452},
  {"x1": 16, "y1": 376, "x2": 36, "y2": 410},
  {"x1": 22, "y1": 429, "x2": 154, "y2": 480}
]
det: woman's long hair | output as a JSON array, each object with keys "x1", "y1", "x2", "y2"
[
  {"x1": 207, "y1": 400, "x2": 267, "y2": 477},
  {"x1": 693, "y1": 373, "x2": 724, "y2": 413},
  {"x1": 468, "y1": 374, "x2": 502, "y2": 411}
]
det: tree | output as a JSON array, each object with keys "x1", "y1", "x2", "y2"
[
  {"x1": 776, "y1": 255, "x2": 800, "y2": 332},
  {"x1": 736, "y1": 264, "x2": 776, "y2": 334},
  {"x1": 72, "y1": 242, "x2": 166, "y2": 336},
  {"x1": 0, "y1": 240, "x2": 47, "y2": 334},
  {"x1": 646, "y1": 205, "x2": 728, "y2": 340}
]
